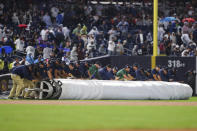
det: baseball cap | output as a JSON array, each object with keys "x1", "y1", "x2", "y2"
[
  {"x1": 133, "y1": 63, "x2": 139, "y2": 68},
  {"x1": 125, "y1": 64, "x2": 131, "y2": 69}
]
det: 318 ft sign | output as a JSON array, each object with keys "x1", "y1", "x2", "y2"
[{"x1": 168, "y1": 60, "x2": 186, "y2": 68}]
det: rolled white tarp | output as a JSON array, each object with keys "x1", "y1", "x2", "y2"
[{"x1": 55, "y1": 79, "x2": 193, "y2": 100}]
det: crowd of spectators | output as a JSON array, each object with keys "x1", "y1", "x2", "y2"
[{"x1": 0, "y1": 0, "x2": 197, "y2": 75}]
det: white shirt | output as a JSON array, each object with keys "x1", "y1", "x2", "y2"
[
  {"x1": 116, "y1": 44, "x2": 124, "y2": 53},
  {"x1": 0, "y1": 28, "x2": 3, "y2": 42},
  {"x1": 158, "y1": 27, "x2": 165, "y2": 41},
  {"x1": 14, "y1": 39, "x2": 24, "y2": 51},
  {"x1": 43, "y1": 47, "x2": 52, "y2": 59},
  {"x1": 40, "y1": 29, "x2": 48, "y2": 41},
  {"x1": 62, "y1": 56, "x2": 70, "y2": 65},
  {"x1": 0, "y1": 3, "x2": 4, "y2": 15},
  {"x1": 26, "y1": 46, "x2": 35, "y2": 57},
  {"x1": 88, "y1": 29, "x2": 99, "y2": 36},
  {"x1": 42, "y1": 14, "x2": 52, "y2": 26},
  {"x1": 181, "y1": 34, "x2": 191, "y2": 45},
  {"x1": 51, "y1": 7, "x2": 59, "y2": 18},
  {"x1": 108, "y1": 29, "x2": 119, "y2": 41},
  {"x1": 87, "y1": 40, "x2": 96, "y2": 51},
  {"x1": 12, "y1": 14, "x2": 19, "y2": 24},
  {"x1": 107, "y1": 41, "x2": 115, "y2": 51},
  {"x1": 62, "y1": 27, "x2": 70, "y2": 39},
  {"x1": 70, "y1": 47, "x2": 78, "y2": 61},
  {"x1": 139, "y1": 34, "x2": 144, "y2": 44},
  {"x1": 181, "y1": 50, "x2": 190, "y2": 57}
]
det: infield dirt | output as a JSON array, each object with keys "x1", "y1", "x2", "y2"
[{"x1": 0, "y1": 100, "x2": 197, "y2": 106}]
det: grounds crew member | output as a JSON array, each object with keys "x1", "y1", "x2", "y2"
[
  {"x1": 144, "y1": 69, "x2": 154, "y2": 80},
  {"x1": 151, "y1": 65, "x2": 161, "y2": 81},
  {"x1": 98, "y1": 64, "x2": 112, "y2": 80},
  {"x1": 108, "y1": 66, "x2": 118, "y2": 80},
  {"x1": 88, "y1": 62, "x2": 101, "y2": 79},
  {"x1": 159, "y1": 67, "x2": 169, "y2": 82},
  {"x1": 8, "y1": 64, "x2": 33, "y2": 99},
  {"x1": 67, "y1": 63, "x2": 81, "y2": 78},
  {"x1": 46, "y1": 60, "x2": 55, "y2": 80},
  {"x1": 132, "y1": 64, "x2": 147, "y2": 81},
  {"x1": 116, "y1": 65, "x2": 134, "y2": 80},
  {"x1": 23, "y1": 67, "x2": 36, "y2": 99}
]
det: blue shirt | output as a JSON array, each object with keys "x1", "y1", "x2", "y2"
[
  {"x1": 135, "y1": 69, "x2": 147, "y2": 81},
  {"x1": 12, "y1": 65, "x2": 33, "y2": 80},
  {"x1": 26, "y1": 55, "x2": 34, "y2": 64},
  {"x1": 107, "y1": 71, "x2": 115, "y2": 80},
  {"x1": 98, "y1": 67, "x2": 111, "y2": 80},
  {"x1": 47, "y1": 64, "x2": 55, "y2": 78},
  {"x1": 168, "y1": 70, "x2": 176, "y2": 81},
  {"x1": 151, "y1": 69, "x2": 158, "y2": 75},
  {"x1": 130, "y1": 68, "x2": 136, "y2": 78},
  {"x1": 146, "y1": 72, "x2": 154, "y2": 80},
  {"x1": 39, "y1": 67, "x2": 48, "y2": 79},
  {"x1": 159, "y1": 69, "x2": 169, "y2": 81}
]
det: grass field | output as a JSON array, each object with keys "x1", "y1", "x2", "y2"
[{"x1": 0, "y1": 97, "x2": 197, "y2": 131}]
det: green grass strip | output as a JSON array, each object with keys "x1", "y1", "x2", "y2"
[{"x1": 0, "y1": 104, "x2": 197, "y2": 131}]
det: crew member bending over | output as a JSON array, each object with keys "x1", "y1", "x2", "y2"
[{"x1": 116, "y1": 65, "x2": 134, "y2": 81}]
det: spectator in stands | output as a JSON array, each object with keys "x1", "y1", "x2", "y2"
[
  {"x1": 0, "y1": 59, "x2": 4, "y2": 74},
  {"x1": 34, "y1": 45, "x2": 43, "y2": 59},
  {"x1": 14, "y1": 37, "x2": 25, "y2": 52},
  {"x1": 135, "y1": 30, "x2": 145, "y2": 45},
  {"x1": 62, "y1": 25, "x2": 70, "y2": 41},
  {"x1": 108, "y1": 37, "x2": 115, "y2": 55},
  {"x1": 72, "y1": 24, "x2": 81, "y2": 36},
  {"x1": 34, "y1": 55, "x2": 43, "y2": 64},
  {"x1": 117, "y1": 18, "x2": 129, "y2": 39},
  {"x1": 25, "y1": 53, "x2": 34, "y2": 65},
  {"x1": 42, "y1": 12, "x2": 52, "y2": 27},
  {"x1": 98, "y1": 44, "x2": 107, "y2": 56},
  {"x1": 0, "y1": 48, "x2": 7, "y2": 60},
  {"x1": 26, "y1": 43, "x2": 35, "y2": 58},
  {"x1": 108, "y1": 27, "x2": 119, "y2": 41},
  {"x1": 12, "y1": 12, "x2": 20, "y2": 25},
  {"x1": 40, "y1": 28, "x2": 49, "y2": 41},
  {"x1": 115, "y1": 40, "x2": 124, "y2": 56},
  {"x1": 158, "y1": 24, "x2": 165, "y2": 42},
  {"x1": 70, "y1": 46, "x2": 78, "y2": 61},
  {"x1": 43, "y1": 45, "x2": 52, "y2": 59}
]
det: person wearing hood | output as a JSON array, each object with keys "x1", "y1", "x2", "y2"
[
  {"x1": 115, "y1": 40, "x2": 124, "y2": 56},
  {"x1": 88, "y1": 26, "x2": 100, "y2": 37},
  {"x1": 25, "y1": 53, "x2": 34, "y2": 65},
  {"x1": 70, "y1": 46, "x2": 78, "y2": 62},
  {"x1": 26, "y1": 43, "x2": 35, "y2": 58},
  {"x1": 80, "y1": 25, "x2": 87, "y2": 35},
  {"x1": 72, "y1": 24, "x2": 81, "y2": 36}
]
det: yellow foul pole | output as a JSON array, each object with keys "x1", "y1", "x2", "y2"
[{"x1": 152, "y1": 0, "x2": 158, "y2": 69}]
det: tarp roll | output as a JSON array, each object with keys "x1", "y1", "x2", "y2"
[{"x1": 56, "y1": 79, "x2": 193, "y2": 100}]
